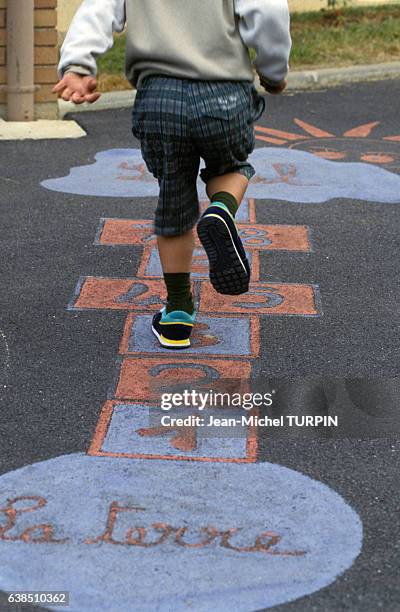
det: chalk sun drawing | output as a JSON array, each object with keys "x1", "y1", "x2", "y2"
[{"x1": 255, "y1": 118, "x2": 400, "y2": 166}]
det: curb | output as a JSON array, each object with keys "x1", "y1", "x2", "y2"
[
  {"x1": 0, "y1": 118, "x2": 86, "y2": 140},
  {"x1": 54, "y1": 60, "x2": 399, "y2": 117},
  {"x1": 283, "y1": 61, "x2": 400, "y2": 91},
  {"x1": 58, "y1": 90, "x2": 136, "y2": 118}
]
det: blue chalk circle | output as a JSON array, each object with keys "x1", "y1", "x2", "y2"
[
  {"x1": 0, "y1": 453, "x2": 362, "y2": 611},
  {"x1": 41, "y1": 147, "x2": 400, "y2": 203}
]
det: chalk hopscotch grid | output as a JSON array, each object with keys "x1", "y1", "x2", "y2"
[{"x1": 66, "y1": 196, "x2": 320, "y2": 462}]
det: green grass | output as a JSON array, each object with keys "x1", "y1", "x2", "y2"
[
  {"x1": 97, "y1": 33, "x2": 127, "y2": 74},
  {"x1": 96, "y1": 5, "x2": 400, "y2": 90},
  {"x1": 290, "y1": 4, "x2": 400, "y2": 69}
]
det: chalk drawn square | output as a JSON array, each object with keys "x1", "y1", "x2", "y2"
[
  {"x1": 238, "y1": 224, "x2": 311, "y2": 252},
  {"x1": 137, "y1": 249, "x2": 260, "y2": 281},
  {"x1": 69, "y1": 277, "x2": 166, "y2": 311},
  {"x1": 114, "y1": 357, "x2": 252, "y2": 402},
  {"x1": 119, "y1": 313, "x2": 260, "y2": 357},
  {"x1": 96, "y1": 218, "x2": 156, "y2": 246},
  {"x1": 97, "y1": 199, "x2": 254, "y2": 249},
  {"x1": 139, "y1": 247, "x2": 254, "y2": 279},
  {"x1": 89, "y1": 402, "x2": 256, "y2": 462},
  {"x1": 200, "y1": 282, "x2": 320, "y2": 316}
]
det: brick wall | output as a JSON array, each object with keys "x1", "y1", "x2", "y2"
[
  {"x1": 0, "y1": 0, "x2": 59, "y2": 119},
  {"x1": 0, "y1": 0, "x2": 6, "y2": 110}
]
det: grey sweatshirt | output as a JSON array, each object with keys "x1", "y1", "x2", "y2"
[{"x1": 59, "y1": 0, "x2": 291, "y2": 88}]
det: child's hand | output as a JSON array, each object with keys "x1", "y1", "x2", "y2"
[
  {"x1": 258, "y1": 75, "x2": 287, "y2": 95},
  {"x1": 52, "y1": 72, "x2": 101, "y2": 104}
]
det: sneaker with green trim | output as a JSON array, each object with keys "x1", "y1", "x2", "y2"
[
  {"x1": 197, "y1": 203, "x2": 250, "y2": 295},
  {"x1": 151, "y1": 306, "x2": 196, "y2": 349}
]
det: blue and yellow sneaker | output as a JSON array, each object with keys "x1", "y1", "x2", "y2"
[
  {"x1": 152, "y1": 307, "x2": 196, "y2": 350},
  {"x1": 197, "y1": 204, "x2": 250, "y2": 295}
]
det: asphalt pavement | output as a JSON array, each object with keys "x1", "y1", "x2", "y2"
[{"x1": 0, "y1": 78, "x2": 399, "y2": 612}]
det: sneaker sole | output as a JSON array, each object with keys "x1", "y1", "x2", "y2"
[
  {"x1": 197, "y1": 214, "x2": 249, "y2": 295},
  {"x1": 151, "y1": 324, "x2": 191, "y2": 350}
]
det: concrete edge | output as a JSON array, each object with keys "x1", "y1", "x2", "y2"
[
  {"x1": 58, "y1": 90, "x2": 136, "y2": 118},
  {"x1": 282, "y1": 61, "x2": 400, "y2": 91},
  {"x1": 0, "y1": 118, "x2": 87, "y2": 140},
  {"x1": 57, "y1": 62, "x2": 400, "y2": 118}
]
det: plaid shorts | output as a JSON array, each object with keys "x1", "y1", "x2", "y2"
[{"x1": 131, "y1": 75, "x2": 266, "y2": 236}]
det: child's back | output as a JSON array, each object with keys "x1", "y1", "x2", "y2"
[
  {"x1": 124, "y1": 0, "x2": 254, "y2": 88},
  {"x1": 59, "y1": 0, "x2": 291, "y2": 90}
]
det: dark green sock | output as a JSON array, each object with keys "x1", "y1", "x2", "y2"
[
  {"x1": 211, "y1": 191, "x2": 238, "y2": 217},
  {"x1": 164, "y1": 272, "x2": 194, "y2": 314}
]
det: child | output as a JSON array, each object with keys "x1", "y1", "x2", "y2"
[{"x1": 54, "y1": 0, "x2": 291, "y2": 349}]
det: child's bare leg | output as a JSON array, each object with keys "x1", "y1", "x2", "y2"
[
  {"x1": 206, "y1": 172, "x2": 249, "y2": 206},
  {"x1": 157, "y1": 229, "x2": 195, "y2": 273}
]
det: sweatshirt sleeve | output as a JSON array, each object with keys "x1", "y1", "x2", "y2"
[
  {"x1": 58, "y1": 0, "x2": 126, "y2": 79},
  {"x1": 234, "y1": 0, "x2": 291, "y2": 85}
]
